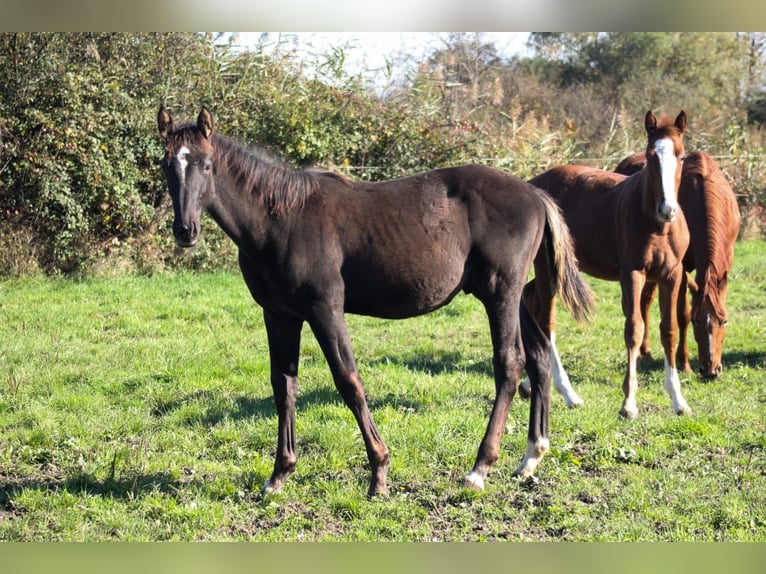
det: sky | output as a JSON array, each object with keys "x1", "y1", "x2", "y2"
[{"x1": 228, "y1": 32, "x2": 532, "y2": 87}]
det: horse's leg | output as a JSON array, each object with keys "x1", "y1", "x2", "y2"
[
  {"x1": 261, "y1": 309, "x2": 303, "y2": 495},
  {"x1": 520, "y1": 279, "x2": 582, "y2": 408},
  {"x1": 465, "y1": 294, "x2": 526, "y2": 491},
  {"x1": 659, "y1": 275, "x2": 693, "y2": 415},
  {"x1": 518, "y1": 280, "x2": 538, "y2": 400},
  {"x1": 308, "y1": 304, "x2": 390, "y2": 497},
  {"x1": 675, "y1": 273, "x2": 692, "y2": 373},
  {"x1": 513, "y1": 299, "x2": 552, "y2": 477},
  {"x1": 639, "y1": 281, "x2": 657, "y2": 361},
  {"x1": 620, "y1": 270, "x2": 646, "y2": 419}
]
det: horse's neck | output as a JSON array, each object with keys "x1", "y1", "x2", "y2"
[{"x1": 207, "y1": 171, "x2": 270, "y2": 248}]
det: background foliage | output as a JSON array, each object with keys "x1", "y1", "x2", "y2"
[{"x1": 1, "y1": 32, "x2": 765, "y2": 275}]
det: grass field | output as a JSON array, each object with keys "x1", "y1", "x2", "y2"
[{"x1": 1, "y1": 241, "x2": 764, "y2": 541}]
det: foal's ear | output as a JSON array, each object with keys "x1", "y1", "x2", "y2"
[
  {"x1": 158, "y1": 106, "x2": 173, "y2": 140},
  {"x1": 674, "y1": 110, "x2": 687, "y2": 134},
  {"x1": 644, "y1": 110, "x2": 657, "y2": 133},
  {"x1": 197, "y1": 107, "x2": 214, "y2": 140}
]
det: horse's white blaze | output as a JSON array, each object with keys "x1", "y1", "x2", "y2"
[
  {"x1": 514, "y1": 437, "x2": 549, "y2": 477},
  {"x1": 551, "y1": 332, "x2": 584, "y2": 407},
  {"x1": 663, "y1": 358, "x2": 692, "y2": 415},
  {"x1": 176, "y1": 145, "x2": 190, "y2": 186},
  {"x1": 655, "y1": 137, "x2": 680, "y2": 219}
]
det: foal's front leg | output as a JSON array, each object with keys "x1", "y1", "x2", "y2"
[
  {"x1": 620, "y1": 271, "x2": 646, "y2": 419},
  {"x1": 639, "y1": 281, "x2": 657, "y2": 361},
  {"x1": 262, "y1": 310, "x2": 303, "y2": 495},
  {"x1": 308, "y1": 303, "x2": 390, "y2": 497},
  {"x1": 659, "y1": 274, "x2": 693, "y2": 415}
]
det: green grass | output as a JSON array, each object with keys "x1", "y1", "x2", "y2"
[{"x1": 1, "y1": 242, "x2": 764, "y2": 541}]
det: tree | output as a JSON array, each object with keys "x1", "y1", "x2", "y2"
[{"x1": 520, "y1": 33, "x2": 763, "y2": 155}]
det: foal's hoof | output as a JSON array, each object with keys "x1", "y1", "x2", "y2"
[
  {"x1": 261, "y1": 480, "x2": 281, "y2": 497},
  {"x1": 675, "y1": 404, "x2": 693, "y2": 416},
  {"x1": 518, "y1": 379, "x2": 532, "y2": 400},
  {"x1": 463, "y1": 472, "x2": 485, "y2": 491},
  {"x1": 564, "y1": 394, "x2": 585, "y2": 409},
  {"x1": 619, "y1": 406, "x2": 639, "y2": 419},
  {"x1": 367, "y1": 485, "x2": 390, "y2": 499}
]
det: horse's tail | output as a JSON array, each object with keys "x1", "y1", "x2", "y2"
[{"x1": 535, "y1": 187, "x2": 594, "y2": 322}]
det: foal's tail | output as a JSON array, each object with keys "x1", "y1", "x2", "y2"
[{"x1": 535, "y1": 187, "x2": 594, "y2": 322}]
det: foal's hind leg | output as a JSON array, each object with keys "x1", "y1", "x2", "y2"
[
  {"x1": 465, "y1": 296, "x2": 526, "y2": 491},
  {"x1": 620, "y1": 271, "x2": 647, "y2": 419},
  {"x1": 659, "y1": 276, "x2": 692, "y2": 415},
  {"x1": 513, "y1": 300, "x2": 552, "y2": 478},
  {"x1": 520, "y1": 279, "x2": 582, "y2": 408}
]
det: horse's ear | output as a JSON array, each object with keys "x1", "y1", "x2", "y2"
[
  {"x1": 675, "y1": 110, "x2": 687, "y2": 134},
  {"x1": 158, "y1": 106, "x2": 173, "y2": 141},
  {"x1": 644, "y1": 110, "x2": 657, "y2": 133},
  {"x1": 197, "y1": 107, "x2": 214, "y2": 140}
]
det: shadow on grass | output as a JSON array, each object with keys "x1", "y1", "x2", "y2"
[
  {"x1": 147, "y1": 349, "x2": 496, "y2": 427},
  {"x1": 637, "y1": 348, "x2": 766, "y2": 378},
  {"x1": 0, "y1": 470, "x2": 208, "y2": 511},
  {"x1": 722, "y1": 349, "x2": 766, "y2": 370},
  {"x1": 367, "y1": 349, "x2": 492, "y2": 377}
]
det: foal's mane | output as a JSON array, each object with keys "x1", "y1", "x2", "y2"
[
  {"x1": 170, "y1": 122, "x2": 350, "y2": 216},
  {"x1": 212, "y1": 133, "x2": 320, "y2": 217}
]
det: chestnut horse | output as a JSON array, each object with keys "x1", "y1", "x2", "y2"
[
  {"x1": 157, "y1": 106, "x2": 594, "y2": 496},
  {"x1": 523, "y1": 111, "x2": 691, "y2": 418},
  {"x1": 614, "y1": 150, "x2": 741, "y2": 378}
]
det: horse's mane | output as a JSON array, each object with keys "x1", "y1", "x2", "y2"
[
  {"x1": 684, "y1": 151, "x2": 739, "y2": 321},
  {"x1": 212, "y1": 134, "x2": 321, "y2": 217},
  {"x1": 169, "y1": 121, "x2": 355, "y2": 216}
]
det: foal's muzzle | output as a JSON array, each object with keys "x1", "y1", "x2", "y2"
[
  {"x1": 657, "y1": 202, "x2": 679, "y2": 223},
  {"x1": 173, "y1": 220, "x2": 199, "y2": 247}
]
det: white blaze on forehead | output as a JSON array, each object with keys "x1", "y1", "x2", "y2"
[
  {"x1": 654, "y1": 138, "x2": 680, "y2": 214},
  {"x1": 175, "y1": 146, "x2": 190, "y2": 185}
]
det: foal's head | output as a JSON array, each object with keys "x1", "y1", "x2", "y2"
[
  {"x1": 158, "y1": 106, "x2": 215, "y2": 247},
  {"x1": 689, "y1": 272, "x2": 728, "y2": 378},
  {"x1": 643, "y1": 110, "x2": 687, "y2": 224}
]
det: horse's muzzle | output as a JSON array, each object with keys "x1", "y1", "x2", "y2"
[
  {"x1": 699, "y1": 363, "x2": 723, "y2": 379},
  {"x1": 657, "y1": 203, "x2": 679, "y2": 223},
  {"x1": 173, "y1": 221, "x2": 199, "y2": 247}
]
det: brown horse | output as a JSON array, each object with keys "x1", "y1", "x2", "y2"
[
  {"x1": 157, "y1": 106, "x2": 594, "y2": 496},
  {"x1": 614, "y1": 150, "x2": 741, "y2": 378},
  {"x1": 523, "y1": 111, "x2": 691, "y2": 418}
]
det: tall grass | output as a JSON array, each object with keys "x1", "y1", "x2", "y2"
[{"x1": 0, "y1": 242, "x2": 764, "y2": 541}]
